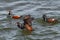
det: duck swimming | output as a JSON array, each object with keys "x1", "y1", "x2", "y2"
[
  {"x1": 42, "y1": 14, "x2": 58, "y2": 23},
  {"x1": 16, "y1": 15, "x2": 33, "y2": 31},
  {"x1": 16, "y1": 22, "x2": 33, "y2": 31},
  {"x1": 23, "y1": 15, "x2": 34, "y2": 31},
  {"x1": 7, "y1": 10, "x2": 22, "y2": 19}
]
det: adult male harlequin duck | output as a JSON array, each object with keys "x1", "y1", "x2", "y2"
[
  {"x1": 7, "y1": 10, "x2": 22, "y2": 19},
  {"x1": 16, "y1": 22, "x2": 33, "y2": 31},
  {"x1": 16, "y1": 15, "x2": 34, "y2": 31},
  {"x1": 42, "y1": 14, "x2": 58, "y2": 23}
]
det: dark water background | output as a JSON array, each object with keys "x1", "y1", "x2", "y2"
[{"x1": 0, "y1": 0, "x2": 60, "y2": 40}]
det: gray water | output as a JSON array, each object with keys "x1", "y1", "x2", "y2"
[{"x1": 0, "y1": 0, "x2": 60, "y2": 40}]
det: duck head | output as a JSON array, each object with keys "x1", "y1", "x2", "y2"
[
  {"x1": 42, "y1": 14, "x2": 47, "y2": 21},
  {"x1": 8, "y1": 10, "x2": 12, "y2": 15},
  {"x1": 24, "y1": 15, "x2": 31, "y2": 19}
]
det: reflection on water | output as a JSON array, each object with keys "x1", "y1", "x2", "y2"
[{"x1": 0, "y1": 0, "x2": 60, "y2": 40}]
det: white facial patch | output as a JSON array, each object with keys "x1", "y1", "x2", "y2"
[{"x1": 52, "y1": 19, "x2": 55, "y2": 21}]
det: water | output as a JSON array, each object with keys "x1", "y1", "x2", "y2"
[{"x1": 0, "y1": 0, "x2": 60, "y2": 40}]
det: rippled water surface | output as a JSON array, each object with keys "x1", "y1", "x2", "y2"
[{"x1": 0, "y1": 0, "x2": 60, "y2": 40}]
